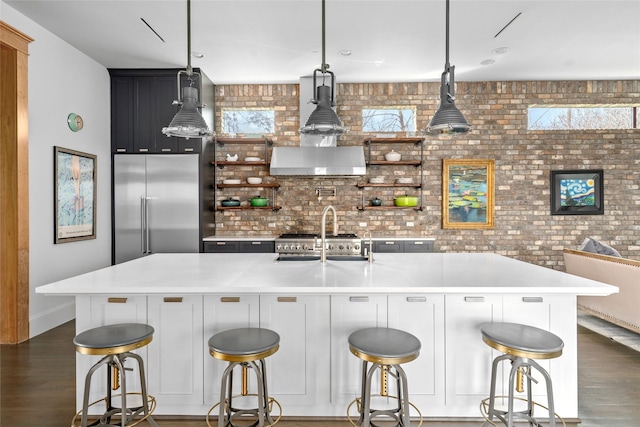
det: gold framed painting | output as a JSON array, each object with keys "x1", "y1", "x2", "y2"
[{"x1": 442, "y1": 159, "x2": 494, "y2": 229}]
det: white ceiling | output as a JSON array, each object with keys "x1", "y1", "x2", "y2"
[{"x1": 4, "y1": 0, "x2": 640, "y2": 84}]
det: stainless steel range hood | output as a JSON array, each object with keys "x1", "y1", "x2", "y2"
[
  {"x1": 270, "y1": 146, "x2": 366, "y2": 176},
  {"x1": 269, "y1": 77, "x2": 366, "y2": 177}
]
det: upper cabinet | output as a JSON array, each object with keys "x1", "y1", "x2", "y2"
[{"x1": 109, "y1": 69, "x2": 214, "y2": 154}]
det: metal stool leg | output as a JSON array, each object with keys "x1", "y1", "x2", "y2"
[
  {"x1": 395, "y1": 364, "x2": 411, "y2": 427},
  {"x1": 218, "y1": 362, "x2": 237, "y2": 427}
]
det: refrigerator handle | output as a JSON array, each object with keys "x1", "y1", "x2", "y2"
[
  {"x1": 145, "y1": 196, "x2": 151, "y2": 254},
  {"x1": 140, "y1": 196, "x2": 147, "y2": 254}
]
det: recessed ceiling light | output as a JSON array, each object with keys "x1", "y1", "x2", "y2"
[
  {"x1": 192, "y1": 51, "x2": 204, "y2": 58},
  {"x1": 481, "y1": 59, "x2": 496, "y2": 66},
  {"x1": 339, "y1": 49, "x2": 352, "y2": 56},
  {"x1": 492, "y1": 47, "x2": 509, "y2": 54}
]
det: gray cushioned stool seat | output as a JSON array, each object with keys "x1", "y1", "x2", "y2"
[
  {"x1": 481, "y1": 322, "x2": 564, "y2": 359},
  {"x1": 74, "y1": 323, "x2": 154, "y2": 354},
  {"x1": 349, "y1": 327, "x2": 421, "y2": 364},
  {"x1": 209, "y1": 327, "x2": 280, "y2": 362}
]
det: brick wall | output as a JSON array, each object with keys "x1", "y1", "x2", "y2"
[{"x1": 209, "y1": 80, "x2": 640, "y2": 268}]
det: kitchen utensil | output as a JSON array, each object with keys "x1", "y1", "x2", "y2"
[
  {"x1": 385, "y1": 151, "x2": 402, "y2": 161},
  {"x1": 221, "y1": 198, "x2": 241, "y2": 207},
  {"x1": 371, "y1": 198, "x2": 382, "y2": 206},
  {"x1": 247, "y1": 177, "x2": 263, "y2": 184},
  {"x1": 394, "y1": 195, "x2": 418, "y2": 207},
  {"x1": 250, "y1": 196, "x2": 269, "y2": 207},
  {"x1": 222, "y1": 178, "x2": 241, "y2": 184}
]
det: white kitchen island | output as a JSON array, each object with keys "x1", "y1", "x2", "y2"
[{"x1": 37, "y1": 252, "x2": 616, "y2": 421}]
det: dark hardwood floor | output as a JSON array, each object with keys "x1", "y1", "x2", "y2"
[{"x1": 2, "y1": 318, "x2": 640, "y2": 427}]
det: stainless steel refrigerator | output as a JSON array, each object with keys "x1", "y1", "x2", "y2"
[{"x1": 113, "y1": 154, "x2": 200, "y2": 264}]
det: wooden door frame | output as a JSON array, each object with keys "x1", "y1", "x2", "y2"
[{"x1": 1, "y1": 21, "x2": 32, "y2": 344}]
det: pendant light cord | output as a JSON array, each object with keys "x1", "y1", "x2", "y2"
[
  {"x1": 186, "y1": 0, "x2": 193, "y2": 75},
  {"x1": 445, "y1": 0, "x2": 450, "y2": 69},
  {"x1": 321, "y1": 0, "x2": 328, "y2": 73}
]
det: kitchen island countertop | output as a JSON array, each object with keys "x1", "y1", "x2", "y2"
[{"x1": 36, "y1": 252, "x2": 617, "y2": 296}]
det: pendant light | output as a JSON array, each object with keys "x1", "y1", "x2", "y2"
[
  {"x1": 162, "y1": 0, "x2": 213, "y2": 139},
  {"x1": 300, "y1": 0, "x2": 347, "y2": 136},
  {"x1": 425, "y1": 0, "x2": 471, "y2": 135}
]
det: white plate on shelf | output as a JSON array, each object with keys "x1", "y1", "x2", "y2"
[
  {"x1": 222, "y1": 179, "x2": 241, "y2": 184},
  {"x1": 245, "y1": 157, "x2": 262, "y2": 162}
]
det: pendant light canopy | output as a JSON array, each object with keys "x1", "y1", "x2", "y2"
[
  {"x1": 162, "y1": 0, "x2": 213, "y2": 139},
  {"x1": 425, "y1": 0, "x2": 471, "y2": 135},
  {"x1": 300, "y1": 0, "x2": 347, "y2": 136}
]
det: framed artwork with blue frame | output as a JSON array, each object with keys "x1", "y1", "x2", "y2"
[
  {"x1": 54, "y1": 146, "x2": 97, "y2": 243},
  {"x1": 550, "y1": 169, "x2": 604, "y2": 215}
]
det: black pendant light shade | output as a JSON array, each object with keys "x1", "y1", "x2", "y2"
[
  {"x1": 163, "y1": 86, "x2": 212, "y2": 139},
  {"x1": 300, "y1": 0, "x2": 346, "y2": 136},
  {"x1": 425, "y1": 0, "x2": 471, "y2": 135},
  {"x1": 301, "y1": 71, "x2": 347, "y2": 135},
  {"x1": 162, "y1": 0, "x2": 213, "y2": 139}
]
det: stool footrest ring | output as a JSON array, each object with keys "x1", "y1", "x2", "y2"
[
  {"x1": 480, "y1": 395, "x2": 566, "y2": 427},
  {"x1": 206, "y1": 394, "x2": 282, "y2": 427},
  {"x1": 347, "y1": 395, "x2": 423, "y2": 427},
  {"x1": 71, "y1": 392, "x2": 157, "y2": 427}
]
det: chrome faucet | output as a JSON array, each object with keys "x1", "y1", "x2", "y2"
[
  {"x1": 363, "y1": 230, "x2": 373, "y2": 263},
  {"x1": 320, "y1": 205, "x2": 338, "y2": 263}
]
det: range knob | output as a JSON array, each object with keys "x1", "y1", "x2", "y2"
[
  {"x1": 302, "y1": 244, "x2": 309, "y2": 250},
  {"x1": 328, "y1": 244, "x2": 335, "y2": 250},
  {"x1": 354, "y1": 243, "x2": 361, "y2": 251},
  {"x1": 295, "y1": 244, "x2": 301, "y2": 251},
  {"x1": 339, "y1": 244, "x2": 345, "y2": 250}
]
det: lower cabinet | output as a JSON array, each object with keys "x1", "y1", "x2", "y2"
[
  {"x1": 329, "y1": 295, "x2": 388, "y2": 411},
  {"x1": 259, "y1": 295, "x2": 331, "y2": 415},
  {"x1": 203, "y1": 295, "x2": 260, "y2": 406},
  {"x1": 388, "y1": 295, "x2": 445, "y2": 413},
  {"x1": 146, "y1": 295, "x2": 204, "y2": 412},
  {"x1": 444, "y1": 294, "x2": 502, "y2": 416}
]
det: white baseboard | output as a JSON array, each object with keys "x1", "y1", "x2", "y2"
[{"x1": 29, "y1": 301, "x2": 75, "y2": 338}]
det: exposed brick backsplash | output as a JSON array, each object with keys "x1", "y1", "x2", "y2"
[{"x1": 209, "y1": 80, "x2": 640, "y2": 269}]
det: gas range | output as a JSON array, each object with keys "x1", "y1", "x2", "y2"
[{"x1": 275, "y1": 233, "x2": 361, "y2": 258}]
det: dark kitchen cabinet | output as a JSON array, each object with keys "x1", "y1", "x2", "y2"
[
  {"x1": 109, "y1": 69, "x2": 214, "y2": 154},
  {"x1": 371, "y1": 239, "x2": 434, "y2": 253},
  {"x1": 203, "y1": 240, "x2": 275, "y2": 253}
]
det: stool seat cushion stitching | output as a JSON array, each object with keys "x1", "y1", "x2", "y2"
[
  {"x1": 73, "y1": 323, "x2": 154, "y2": 349},
  {"x1": 480, "y1": 322, "x2": 564, "y2": 354},
  {"x1": 209, "y1": 328, "x2": 280, "y2": 355},
  {"x1": 348, "y1": 327, "x2": 421, "y2": 359}
]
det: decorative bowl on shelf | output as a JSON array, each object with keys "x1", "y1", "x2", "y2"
[
  {"x1": 369, "y1": 177, "x2": 385, "y2": 184},
  {"x1": 394, "y1": 195, "x2": 419, "y2": 207},
  {"x1": 221, "y1": 198, "x2": 241, "y2": 207},
  {"x1": 250, "y1": 196, "x2": 269, "y2": 207},
  {"x1": 247, "y1": 177, "x2": 263, "y2": 185},
  {"x1": 245, "y1": 157, "x2": 262, "y2": 162},
  {"x1": 371, "y1": 197, "x2": 383, "y2": 206},
  {"x1": 222, "y1": 178, "x2": 241, "y2": 185},
  {"x1": 384, "y1": 151, "x2": 402, "y2": 162}
]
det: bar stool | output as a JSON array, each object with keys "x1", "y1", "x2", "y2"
[
  {"x1": 480, "y1": 322, "x2": 564, "y2": 427},
  {"x1": 72, "y1": 323, "x2": 158, "y2": 427},
  {"x1": 207, "y1": 327, "x2": 281, "y2": 427},
  {"x1": 347, "y1": 327, "x2": 422, "y2": 427}
]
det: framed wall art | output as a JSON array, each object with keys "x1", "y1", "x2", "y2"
[
  {"x1": 54, "y1": 146, "x2": 97, "y2": 243},
  {"x1": 442, "y1": 159, "x2": 495, "y2": 229},
  {"x1": 550, "y1": 169, "x2": 604, "y2": 215}
]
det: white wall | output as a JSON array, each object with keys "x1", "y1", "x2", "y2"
[{"x1": 2, "y1": 3, "x2": 112, "y2": 337}]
